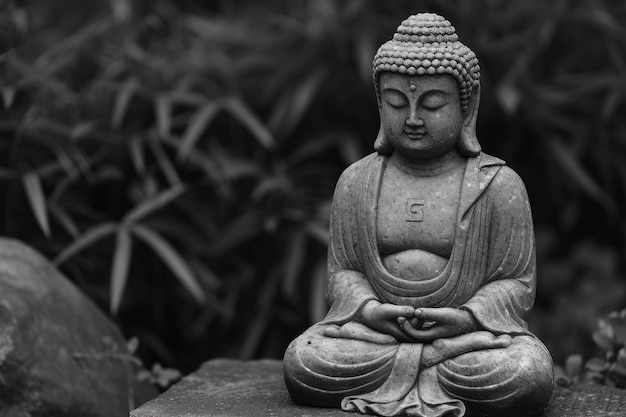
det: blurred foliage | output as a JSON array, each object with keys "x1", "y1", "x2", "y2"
[
  {"x1": 1, "y1": 0, "x2": 626, "y2": 371},
  {"x1": 586, "y1": 309, "x2": 626, "y2": 388},
  {"x1": 556, "y1": 309, "x2": 626, "y2": 389}
]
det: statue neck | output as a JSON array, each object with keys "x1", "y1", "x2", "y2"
[{"x1": 389, "y1": 150, "x2": 466, "y2": 177}]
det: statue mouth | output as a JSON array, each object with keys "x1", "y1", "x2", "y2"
[{"x1": 404, "y1": 130, "x2": 427, "y2": 140}]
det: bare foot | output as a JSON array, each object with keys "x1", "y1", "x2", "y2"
[{"x1": 421, "y1": 331, "x2": 512, "y2": 367}]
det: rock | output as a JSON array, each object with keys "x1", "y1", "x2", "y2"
[
  {"x1": 131, "y1": 359, "x2": 626, "y2": 417},
  {"x1": 0, "y1": 238, "x2": 156, "y2": 416}
]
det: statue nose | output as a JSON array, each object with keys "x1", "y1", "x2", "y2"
[{"x1": 406, "y1": 116, "x2": 425, "y2": 127}]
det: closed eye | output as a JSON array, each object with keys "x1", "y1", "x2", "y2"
[
  {"x1": 382, "y1": 90, "x2": 408, "y2": 108},
  {"x1": 421, "y1": 93, "x2": 448, "y2": 110}
]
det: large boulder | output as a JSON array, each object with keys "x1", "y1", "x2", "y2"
[{"x1": 0, "y1": 238, "x2": 156, "y2": 417}]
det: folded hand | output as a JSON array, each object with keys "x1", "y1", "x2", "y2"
[
  {"x1": 359, "y1": 300, "x2": 416, "y2": 342},
  {"x1": 397, "y1": 307, "x2": 477, "y2": 342}
]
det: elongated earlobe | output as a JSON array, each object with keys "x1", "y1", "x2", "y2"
[
  {"x1": 457, "y1": 84, "x2": 482, "y2": 157},
  {"x1": 374, "y1": 125, "x2": 394, "y2": 155}
]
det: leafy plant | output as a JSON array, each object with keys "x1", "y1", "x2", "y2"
[
  {"x1": 555, "y1": 309, "x2": 626, "y2": 389},
  {"x1": 554, "y1": 353, "x2": 585, "y2": 387},
  {"x1": 585, "y1": 309, "x2": 626, "y2": 388},
  {"x1": 136, "y1": 363, "x2": 182, "y2": 390},
  {"x1": 2, "y1": 0, "x2": 626, "y2": 372}
]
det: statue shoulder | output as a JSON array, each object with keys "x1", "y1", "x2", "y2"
[
  {"x1": 331, "y1": 153, "x2": 382, "y2": 213},
  {"x1": 492, "y1": 165, "x2": 527, "y2": 193},
  {"x1": 475, "y1": 152, "x2": 525, "y2": 193},
  {"x1": 487, "y1": 164, "x2": 532, "y2": 215},
  {"x1": 335, "y1": 153, "x2": 381, "y2": 190}
]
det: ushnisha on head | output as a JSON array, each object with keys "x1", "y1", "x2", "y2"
[{"x1": 373, "y1": 13, "x2": 482, "y2": 156}]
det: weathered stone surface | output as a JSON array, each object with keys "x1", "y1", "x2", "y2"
[
  {"x1": 283, "y1": 13, "x2": 553, "y2": 416},
  {"x1": 130, "y1": 359, "x2": 626, "y2": 417},
  {"x1": 130, "y1": 359, "x2": 351, "y2": 417},
  {"x1": 0, "y1": 238, "x2": 156, "y2": 417}
]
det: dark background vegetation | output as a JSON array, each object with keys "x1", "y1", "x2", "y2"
[{"x1": 1, "y1": 0, "x2": 625, "y2": 375}]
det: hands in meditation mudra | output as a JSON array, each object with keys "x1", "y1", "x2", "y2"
[{"x1": 283, "y1": 13, "x2": 554, "y2": 417}]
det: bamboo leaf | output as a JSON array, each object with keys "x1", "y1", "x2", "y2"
[
  {"x1": 287, "y1": 133, "x2": 340, "y2": 166},
  {"x1": 282, "y1": 229, "x2": 306, "y2": 298},
  {"x1": 496, "y1": 83, "x2": 520, "y2": 115},
  {"x1": 48, "y1": 203, "x2": 80, "y2": 238},
  {"x1": 339, "y1": 133, "x2": 363, "y2": 164},
  {"x1": 112, "y1": 78, "x2": 138, "y2": 129},
  {"x1": 355, "y1": 24, "x2": 376, "y2": 83},
  {"x1": 208, "y1": 210, "x2": 266, "y2": 256},
  {"x1": 251, "y1": 176, "x2": 291, "y2": 202},
  {"x1": 10, "y1": 57, "x2": 77, "y2": 104},
  {"x1": 177, "y1": 102, "x2": 220, "y2": 160},
  {"x1": 304, "y1": 220, "x2": 329, "y2": 245},
  {"x1": 54, "y1": 222, "x2": 117, "y2": 265},
  {"x1": 149, "y1": 140, "x2": 181, "y2": 186},
  {"x1": 49, "y1": 172, "x2": 72, "y2": 203},
  {"x1": 2, "y1": 86, "x2": 16, "y2": 110},
  {"x1": 155, "y1": 94, "x2": 172, "y2": 139},
  {"x1": 35, "y1": 159, "x2": 66, "y2": 179},
  {"x1": 601, "y1": 89, "x2": 622, "y2": 122},
  {"x1": 69, "y1": 148, "x2": 94, "y2": 178},
  {"x1": 110, "y1": 228, "x2": 132, "y2": 314},
  {"x1": 71, "y1": 121, "x2": 95, "y2": 141},
  {"x1": 132, "y1": 225, "x2": 205, "y2": 304},
  {"x1": 287, "y1": 132, "x2": 361, "y2": 166},
  {"x1": 169, "y1": 90, "x2": 206, "y2": 106},
  {"x1": 223, "y1": 97, "x2": 275, "y2": 149},
  {"x1": 309, "y1": 260, "x2": 328, "y2": 323},
  {"x1": 187, "y1": 257, "x2": 222, "y2": 291},
  {"x1": 239, "y1": 269, "x2": 280, "y2": 359},
  {"x1": 22, "y1": 172, "x2": 51, "y2": 237},
  {"x1": 34, "y1": 17, "x2": 114, "y2": 71},
  {"x1": 53, "y1": 146, "x2": 79, "y2": 180},
  {"x1": 268, "y1": 69, "x2": 326, "y2": 140},
  {"x1": 547, "y1": 139, "x2": 616, "y2": 214},
  {"x1": 128, "y1": 136, "x2": 146, "y2": 174},
  {"x1": 110, "y1": 0, "x2": 132, "y2": 21},
  {"x1": 206, "y1": 143, "x2": 262, "y2": 181},
  {"x1": 123, "y1": 184, "x2": 186, "y2": 226},
  {"x1": 219, "y1": 158, "x2": 261, "y2": 181}
]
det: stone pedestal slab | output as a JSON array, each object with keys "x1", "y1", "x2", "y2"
[{"x1": 131, "y1": 359, "x2": 626, "y2": 417}]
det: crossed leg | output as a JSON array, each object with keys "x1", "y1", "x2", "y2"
[{"x1": 436, "y1": 335, "x2": 554, "y2": 416}]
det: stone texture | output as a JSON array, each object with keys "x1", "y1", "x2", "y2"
[
  {"x1": 0, "y1": 238, "x2": 156, "y2": 417},
  {"x1": 283, "y1": 12, "x2": 552, "y2": 416},
  {"x1": 130, "y1": 359, "x2": 626, "y2": 417},
  {"x1": 130, "y1": 359, "x2": 352, "y2": 417}
]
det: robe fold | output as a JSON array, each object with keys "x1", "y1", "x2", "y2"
[{"x1": 284, "y1": 152, "x2": 553, "y2": 416}]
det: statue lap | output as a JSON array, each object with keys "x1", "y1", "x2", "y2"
[{"x1": 286, "y1": 323, "x2": 552, "y2": 415}]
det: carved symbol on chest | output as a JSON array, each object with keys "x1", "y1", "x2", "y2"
[{"x1": 406, "y1": 198, "x2": 425, "y2": 222}]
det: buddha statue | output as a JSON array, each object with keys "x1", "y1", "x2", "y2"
[{"x1": 283, "y1": 13, "x2": 554, "y2": 417}]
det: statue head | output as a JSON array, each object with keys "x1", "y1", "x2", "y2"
[{"x1": 372, "y1": 13, "x2": 481, "y2": 157}]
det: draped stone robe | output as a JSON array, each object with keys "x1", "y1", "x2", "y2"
[{"x1": 284, "y1": 152, "x2": 554, "y2": 417}]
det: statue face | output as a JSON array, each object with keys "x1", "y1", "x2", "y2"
[{"x1": 379, "y1": 73, "x2": 463, "y2": 159}]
